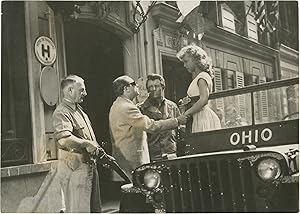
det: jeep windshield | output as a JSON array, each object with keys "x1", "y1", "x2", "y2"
[{"x1": 182, "y1": 77, "x2": 299, "y2": 155}]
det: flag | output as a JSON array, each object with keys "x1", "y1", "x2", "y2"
[
  {"x1": 252, "y1": 1, "x2": 268, "y2": 31},
  {"x1": 252, "y1": 1, "x2": 279, "y2": 33},
  {"x1": 176, "y1": 1, "x2": 214, "y2": 40},
  {"x1": 176, "y1": 0, "x2": 200, "y2": 18},
  {"x1": 267, "y1": 1, "x2": 279, "y2": 32}
]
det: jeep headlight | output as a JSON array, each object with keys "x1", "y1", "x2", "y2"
[
  {"x1": 257, "y1": 158, "x2": 281, "y2": 181},
  {"x1": 143, "y1": 169, "x2": 161, "y2": 189}
]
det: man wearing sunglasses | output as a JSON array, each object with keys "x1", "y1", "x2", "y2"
[
  {"x1": 109, "y1": 75, "x2": 187, "y2": 181},
  {"x1": 138, "y1": 74, "x2": 181, "y2": 162}
]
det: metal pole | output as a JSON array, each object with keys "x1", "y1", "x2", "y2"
[
  {"x1": 215, "y1": 0, "x2": 219, "y2": 26},
  {"x1": 251, "y1": 92, "x2": 255, "y2": 126},
  {"x1": 273, "y1": 1, "x2": 281, "y2": 80}
]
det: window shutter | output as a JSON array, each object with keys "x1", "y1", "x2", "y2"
[
  {"x1": 213, "y1": 68, "x2": 224, "y2": 112},
  {"x1": 246, "y1": 17, "x2": 258, "y2": 41},
  {"x1": 214, "y1": 68, "x2": 223, "y2": 92},
  {"x1": 245, "y1": 2, "x2": 258, "y2": 41},
  {"x1": 235, "y1": 71, "x2": 246, "y2": 118},
  {"x1": 221, "y1": 3, "x2": 236, "y2": 33},
  {"x1": 259, "y1": 77, "x2": 269, "y2": 121},
  {"x1": 236, "y1": 71, "x2": 244, "y2": 88}
]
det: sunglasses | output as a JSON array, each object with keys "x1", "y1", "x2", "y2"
[{"x1": 128, "y1": 81, "x2": 137, "y2": 86}]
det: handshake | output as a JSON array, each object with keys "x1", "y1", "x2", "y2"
[{"x1": 176, "y1": 114, "x2": 189, "y2": 126}]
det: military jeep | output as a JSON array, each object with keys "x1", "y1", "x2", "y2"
[{"x1": 120, "y1": 77, "x2": 299, "y2": 213}]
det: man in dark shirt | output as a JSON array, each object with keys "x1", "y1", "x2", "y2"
[{"x1": 139, "y1": 74, "x2": 181, "y2": 161}]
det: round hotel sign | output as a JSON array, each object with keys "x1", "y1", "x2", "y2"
[{"x1": 34, "y1": 36, "x2": 56, "y2": 66}]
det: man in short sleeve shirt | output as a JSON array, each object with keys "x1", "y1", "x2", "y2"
[
  {"x1": 53, "y1": 75, "x2": 102, "y2": 213},
  {"x1": 139, "y1": 74, "x2": 181, "y2": 161}
]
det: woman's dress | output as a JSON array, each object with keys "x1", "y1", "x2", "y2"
[{"x1": 187, "y1": 72, "x2": 221, "y2": 133}]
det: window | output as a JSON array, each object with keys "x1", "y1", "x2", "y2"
[
  {"x1": 279, "y1": 1, "x2": 298, "y2": 50},
  {"x1": 223, "y1": 69, "x2": 235, "y2": 89},
  {"x1": 227, "y1": 1, "x2": 247, "y2": 36},
  {"x1": 220, "y1": 2, "x2": 248, "y2": 36},
  {"x1": 286, "y1": 85, "x2": 299, "y2": 119},
  {"x1": 1, "y1": 2, "x2": 32, "y2": 167},
  {"x1": 245, "y1": 74, "x2": 259, "y2": 86},
  {"x1": 252, "y1": 75, "x2": 259, "y2": 84},
  {"x1": 219, "y1": 2, "x2": 259, "y2": 41},
  {"x1": 219, "y1": 69, "x2": 249, "y2": 128},
  {"x1": 199, "y1": 67, "x2": 248, "y2": 129}
]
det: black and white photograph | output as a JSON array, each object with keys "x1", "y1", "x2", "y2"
[{"x1": 1, "y1": 0, "x2": 299, "y2": 213}]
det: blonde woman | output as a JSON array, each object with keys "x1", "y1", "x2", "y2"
[{"x1": 177, "y1": 44, "x2": 221, "y2": 133}]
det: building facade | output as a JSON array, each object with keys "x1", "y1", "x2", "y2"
[{"x1": 1, "y1": 1, "x2": 298, "y2": 212}]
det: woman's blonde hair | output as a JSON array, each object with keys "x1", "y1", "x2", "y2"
[{"x1": 176, "y1": 44, "x2": 214, "y2": 78}]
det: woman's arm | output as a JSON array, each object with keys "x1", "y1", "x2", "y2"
[{"x1": 184, "y1": 78, "x2": 209, "y2": 116}]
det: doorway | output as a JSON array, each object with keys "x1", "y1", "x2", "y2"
[
  {"x1": 162, "y1": 55, "x2": 191, "y2": 103},
  {"x1": 64, "y1": 20, "x2": 124, "y2": 205},
  {"x1": 64, "y1": 21, "x2": 123, "y2": 148}
]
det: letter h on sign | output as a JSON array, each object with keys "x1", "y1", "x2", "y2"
[
  {"x1": 42, "y1": 44, "x2": 51, "y2": 60},
  {"x1": 34, "y1": 36, "x2": 57, "y2": 66}
]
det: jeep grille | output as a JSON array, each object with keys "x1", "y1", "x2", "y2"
[{"x1": 158, "y1": 153, "x2": 284, "y2": 212}]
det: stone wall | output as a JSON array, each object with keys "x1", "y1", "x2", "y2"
[{"x1": 1, "y1": 161, "x2": 57, "y2": 212}]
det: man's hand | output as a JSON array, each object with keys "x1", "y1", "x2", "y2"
[
  {"x1": 86, "y1": 141, "x2": 100, "y2": 155},
  {"x1": 176, "y1": 114, "x2": 188, "y2": 125}
]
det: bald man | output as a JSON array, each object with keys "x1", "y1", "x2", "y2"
[{"x1": 109, "y1": 75, "x2": 187, "y2": 180}]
